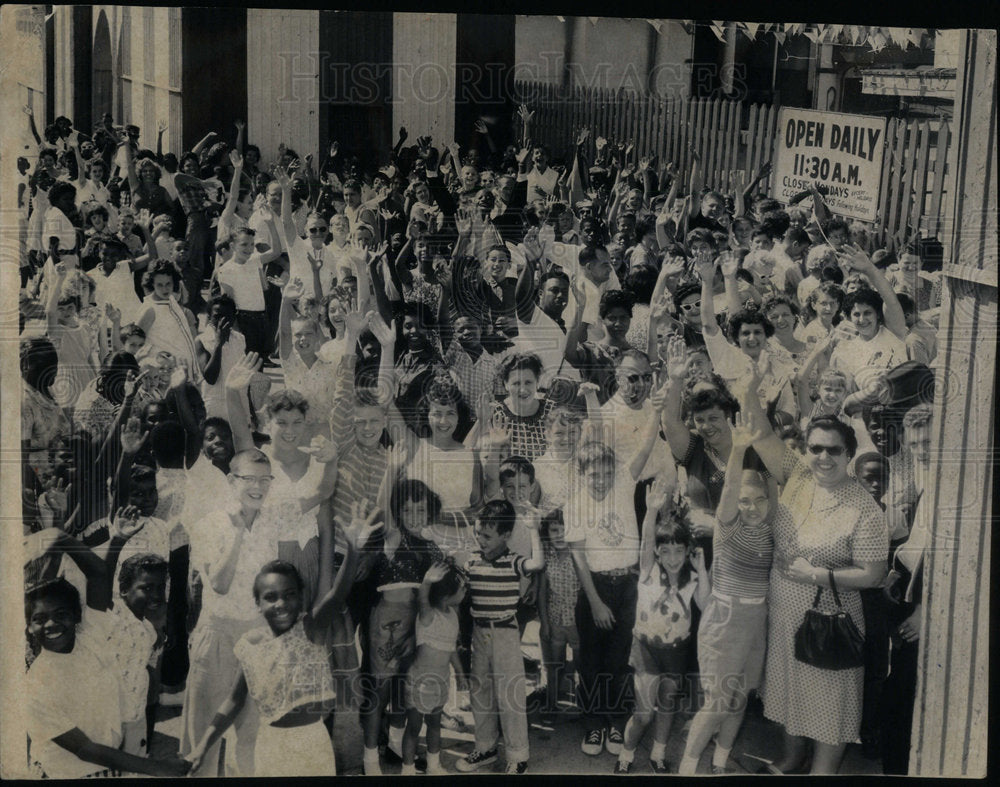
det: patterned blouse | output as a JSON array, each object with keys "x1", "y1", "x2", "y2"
[{"x1": 234, "y1": 620, "x2": 336, "y2": 724}]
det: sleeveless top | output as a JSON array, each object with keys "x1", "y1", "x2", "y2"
[
  {"x1": 233, "y1": 620, "x2": 336, "y2": 724},
  {"x1": 633, "y1": 566, "x2": 696, "y2": 648},
  {"x1": 415, "y1": 606, "x2": 460, "y2": 653}
]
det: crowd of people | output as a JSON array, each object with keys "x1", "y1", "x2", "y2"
[{"x1": 17, "y1": 101, "x2": 942, "y2": 776}]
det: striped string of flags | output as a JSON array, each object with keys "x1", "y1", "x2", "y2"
[{"x1": 550, "y1": 17, "x2": 931, "y2": 50}]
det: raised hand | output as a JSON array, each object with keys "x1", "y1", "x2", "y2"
[
  {"x1": 345, "y1": 500, "x2": 383, "y2": 550},
  {"x1": 424, "y1": 561, "x2": 451, "y2": 584},
  {"x1": 111, "y1": 505, "x2": 146, "y2": 541},
  {"x1": 41, "y1": 477, "x2": 71, "y2": 515},
  {"x1": 664, "y1": 335, "x2": 688, "y2": 381},
  {"x1": 156, "y1": 119, "x2": 168, "y2": 135},
  {"x1": 168, "y1": 363, "x2": 188, "y2": 390},
  {"x1": 454, "y1": 208, "x2": 473, "y2": 236},
  {"x1": 646, "y1": 475, "x2": 675, "y2": 513},
  {"x1": 594, "y1": 136, "x2": 607, "y2": 151},
  {"x1": 371, "y1": 240, "x2": 389, "y2": 259},
  {"x1": 281, "y1": 278, "x2": 312, "y2": 301},
  {"x1": 522, "y1": 229, "x2": 544, "y2": 261},
  {"x1": 515, "y1": 146, "x2": 531, "y2": 166},
  {"x1": 520, "y1": 503, "x2": 544, "y2": 529},
  {"x1": 225, "y1": 352, "x2": 261, "y2": 391},
  {"x1": 517, "y1": 104, "x2": 535, "y2": 125},
  {"x1": 838, "y1": 243, "x2": 874, "y2": 272},
  {"x1": 122, "y1": 370, "x2": 146, "y2": 400},
  {"x1": 473, "y1": 118, "x2": 489, "y2": 135},
  {"x1": 104, "y1": 303, "x2": 121, "y2": 323},
  {"x1": 229, "y1": 149, "x2": 243, "y2": 169},
  {"x1": 121, "y1": 416, "x2": 148, "y2": 454},
  {"x1": 272, "y1": 164, "x2": 291, "y2": 190},
  {"x1": 234, "y1": 119, "x2": 246, "y2": 132},
  {"x1": 638, "y1": 155, "x2": 653, "y2": 172},
  {"x1": 398, "y1": 126, "x2": 408, "y2": 143},
  {"x1": 695, "y1": 252, "x2": 715, "y2": 282},
  {"x1": 576, "y1": 127, "x2": 590, "y2": 147},
  {"x1": 303, "y1": 435, "x2": 338, "y2": 463},
  {"x1": 366, "y1": 311, "x2": 395, "y2": 346},
  {"x1": 329, "y1": 141, "x2": 339, "y2": 157},
  {"x1": 719, "y1": 250, "x2": 740, "y2": 278},
  {"x1": 730, "y1": 410, "x2": 761, "y2": 450},
  {"x1": 387, "y1": 441, "x2": 409, "y2": 474},
  {"x1": 344, "y1": 309, "x2": 367, "y2": 338}
]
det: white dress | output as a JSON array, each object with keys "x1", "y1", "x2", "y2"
[
  {"x1": 233, "y1": 621, "x2": 337, "y2": 776},
  {"x1": 25, "y1": 610, "x2": 125, "y2": 779}
]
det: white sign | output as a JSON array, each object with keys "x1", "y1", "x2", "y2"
[{"x1": 772, "y1": 107, "x2": 887, "y2": 223}]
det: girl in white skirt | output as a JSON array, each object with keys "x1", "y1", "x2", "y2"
[{"x1": 186, "y1": 505, "x2": 382, "y2": 777}]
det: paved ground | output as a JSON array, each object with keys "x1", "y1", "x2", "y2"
[
  {"x1": 152, "y1": 620, "x2": 882, "y2": 776},
  {"x1": 157, "y1": 345, "x2": 882, "y2": 776}
]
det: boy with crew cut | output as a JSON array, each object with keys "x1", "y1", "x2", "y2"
[{"x1": 457, "y1": 499, "x2": 544, "y2": 775}]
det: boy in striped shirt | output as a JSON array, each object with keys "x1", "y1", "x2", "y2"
[{"x1": 457, "y1": 499, "x2": 544, "y2": 775}]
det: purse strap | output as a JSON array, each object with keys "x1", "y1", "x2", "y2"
[{"x1": 811, "y1": 569, "x2": 845, "y2": 609}]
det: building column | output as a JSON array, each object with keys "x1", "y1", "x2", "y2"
[{"x1": 911, "y1": 28, "x2": 995, "y2": 778}]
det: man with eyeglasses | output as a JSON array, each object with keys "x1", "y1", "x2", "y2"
[
  {"x1": 597, "y1": 350, "x2": 675, "y2": 500},
  {"x1": 280, "y1": 182, "x2": 338, "y2": 300}
]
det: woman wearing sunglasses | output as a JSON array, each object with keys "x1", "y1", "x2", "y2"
[{"x1": 741, "y1": 382, "x2": 888, "y2": 774}]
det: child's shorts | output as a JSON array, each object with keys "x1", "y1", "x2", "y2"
[
  {"x1": 629, "y1": 634, "x2": 691, "y2": 679},
  {"x1": 543, "y1": 621, "x2": 580, "y2": 653},
  {"x1": 404, "y1": 669, "x2": 450, "y2": 715}
]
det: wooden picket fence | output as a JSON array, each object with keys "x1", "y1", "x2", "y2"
[{"x1": 515, "y1": 80, "x2": 950, "y2": 249}]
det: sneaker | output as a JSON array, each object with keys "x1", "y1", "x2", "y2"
[
  {"x1": 582, "y1": 728, "x2": 605, "y2": 756},
  {"x1": 455, "y1": 748, "x2": 499, "y2": 773},
  {"x1": 605, "y1": 726, "x2": 624, "y2": 755},
  {"x1": 650, "y1": 759, "x2": 672, "y2": 774},
  {"x1": 505, "y1": 761, "x2": 528, "y2": 775},
  {"x1": 615, "y1": 759, "x2": 633, "y2": 774},
  {"x1": 383, "y1": 747, "x2": 426, "y2": 772}
]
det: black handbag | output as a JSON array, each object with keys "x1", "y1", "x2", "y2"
[{"x1": 794, "y1": 570, "x2": 865, "y2": 670}]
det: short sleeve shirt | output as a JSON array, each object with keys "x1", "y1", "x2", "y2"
[
  {"x1": 563, "y1": 469, "x2": 641, "y2": 572},
  {"x1": 217, "y1": 256, "x2": 266, "y2": 311}
]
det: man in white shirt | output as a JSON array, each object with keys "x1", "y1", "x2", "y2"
[
  {"x1": 520, "y1": 144, "x2": 560, "y2": 202},
  {"x1": 597, "y1": 350, "x2": 674, "y2": 484}
]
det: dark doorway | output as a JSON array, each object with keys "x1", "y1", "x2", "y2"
[
  {"x1": 319, "y1": 11, "x2": 393, "y2": 174},
  {"x1": 71, "y1": 6, "x2": 92, "y2": 133},
  {"x1": 181, "y1": 8, "x2": 248, "y2": 153},
  {"x1": 93, "y1": 10, "x2": 113, "y2": 123},
  {"x1": 455, "y1": 14, "x2": 516, "y2": 163}
]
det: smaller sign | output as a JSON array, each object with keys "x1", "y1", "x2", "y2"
[{"x1": 772, "y1": 107, "x2": 887, "y2": 223}]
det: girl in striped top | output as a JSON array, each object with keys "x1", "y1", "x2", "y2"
[{"x1": 679, "y1": 412, "x2": 777, "y2": 775}]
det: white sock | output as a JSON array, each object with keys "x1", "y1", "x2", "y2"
[
  {"x1": 619, "y1": 747, "x2": 636, "y2": 764},
  {"x1": 363, "y1": 747, "x2": 382, "y2": 776},
  {"x1": 388, "y1": 725, "x2": 405, "y2": 756},
  {"x1": 426, "y1": 751, "x2": 441, "y2": 771},
  {"x1": 678, "y1": 754, "x2": 700, "y2": 775},
  {"x1": 712, "y1": 744, "x2": 732, "y2": 768},
  {"x1": 650, "y1": 742, "x2": 667, "y2": 762},
  {"x1": 401, "y1": 763, "x2": 417, "y2": 775}
]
